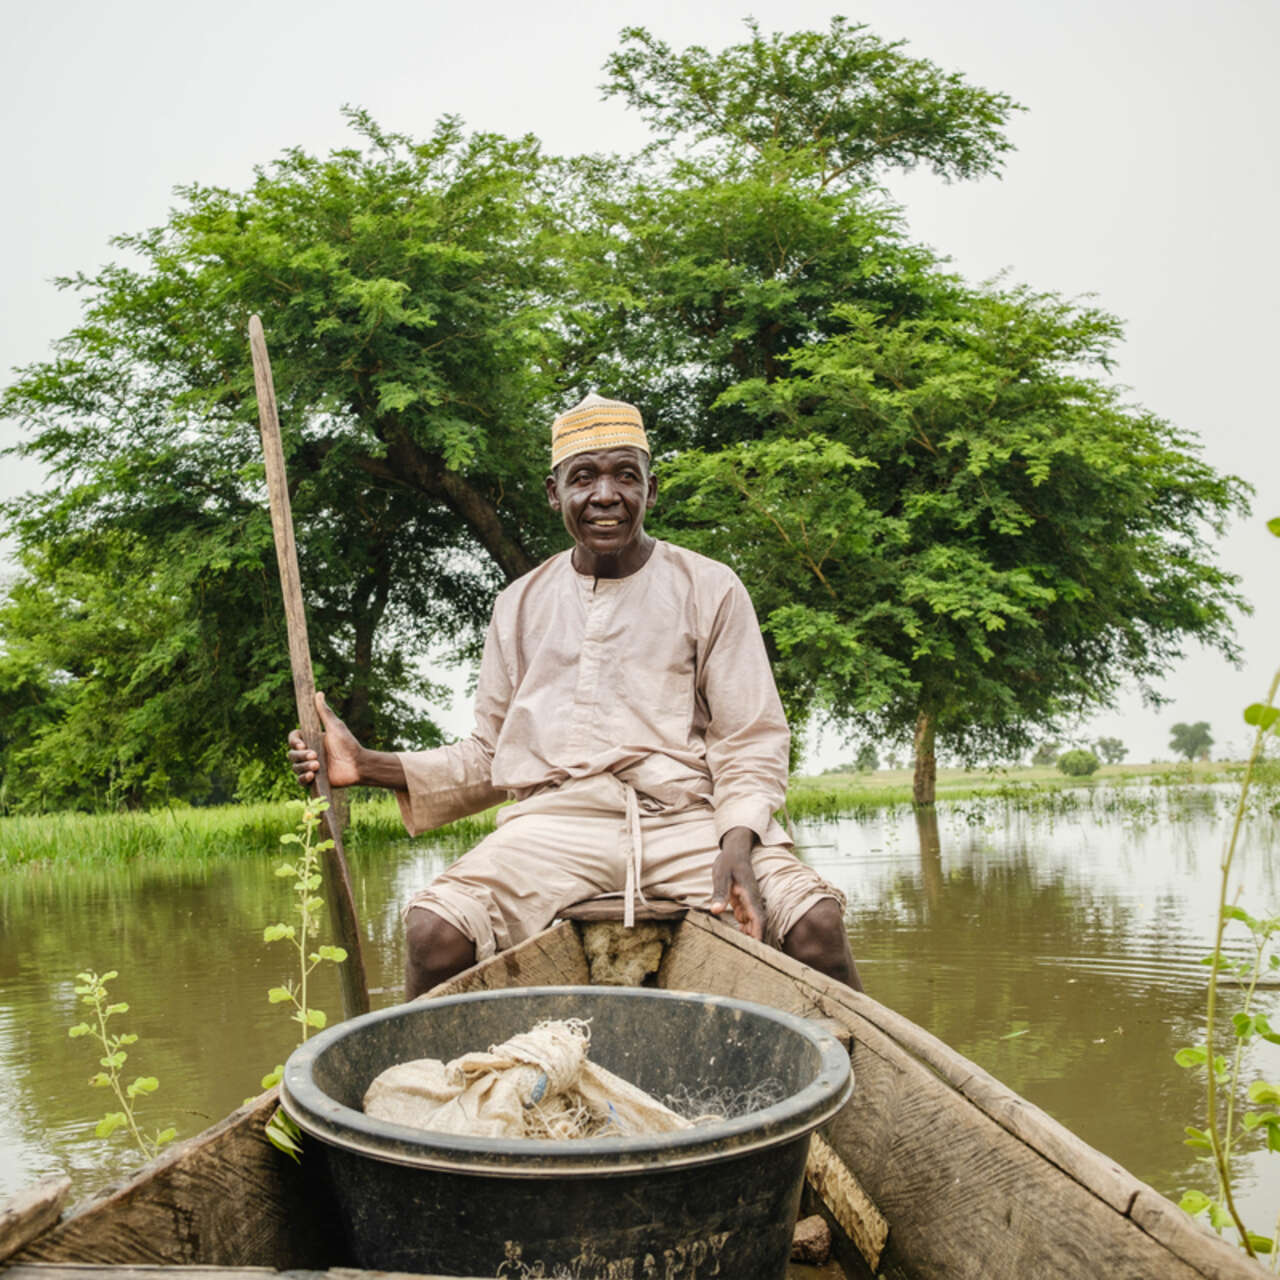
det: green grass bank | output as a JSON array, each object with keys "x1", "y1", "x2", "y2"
[{"x1": 0, "y1": 759, "x2": 1256, "y2": 869}]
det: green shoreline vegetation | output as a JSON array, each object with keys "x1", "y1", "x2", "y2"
[{"x1": 1, "y1": 760, "x2": 1270, "y2": 870}]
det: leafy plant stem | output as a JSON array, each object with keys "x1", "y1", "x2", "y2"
[
  {"x1": 90, "y1": 986, "x2": 150, "y2": 1156},
  {"x1": 1204, "y1": 664, "x2": 1280, "y2": 1257}
]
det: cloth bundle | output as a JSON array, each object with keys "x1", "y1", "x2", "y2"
[{"x1": 363, "y1": 1018, "x2": 692, "y2": 1140}]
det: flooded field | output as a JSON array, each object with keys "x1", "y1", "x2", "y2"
[{"x1": 3, "y1": 782, "x2": 1279, "y2": 1240}]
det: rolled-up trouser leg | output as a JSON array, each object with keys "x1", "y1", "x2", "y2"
[{"x1": 404, "y1": 776, "x2": 845, "y2": 957}]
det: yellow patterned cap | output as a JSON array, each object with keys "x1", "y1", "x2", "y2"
[{"x1": 551, "y1": 393, "x2": 649, "y2": 468}]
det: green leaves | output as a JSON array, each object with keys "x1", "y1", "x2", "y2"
[
  {"x1": 653, "y1": 268, "x2": 1247, "y2": 789},
  {"x1": 95, "y1": 1112, "x2": 127, "y2": 1139},
  {"x1": 1243, "y1": 703, "x2": 1278, "y2": 733},
  {"x1": 1183, "y1": 1125, "x2": 1213, "y2": 1152},
  {"x1": 265, "y1": 1107, "x2": 303, "y2": 1162},
  {"x1": 1, "y1": 110, "x2": 556, "y2": 813},
  {"x1": 602, "y1": 18, "x2": 1022, "y2": 185},
  {"x1": 263, "y1": 796, "x2": 344, "y2": 1056},
  {"x1": 1179, "y1": 1188, "x2": 1211, "y2": 1213},
  {"x1": 69, "y1": 968, "x2": 174, "y2": 1162}
]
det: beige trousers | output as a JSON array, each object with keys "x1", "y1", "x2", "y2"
[{"x1": 404, "y1": 773, "x2": 843, "y2": 961}]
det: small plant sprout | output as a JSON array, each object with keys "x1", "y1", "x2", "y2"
[
  {"x1": 263, "y1": 796, "x2": 348, "y2": 1042},
  {"x1": 68, "y1": 969, "x2": 176, "y2": 1159},
  {"x1": 260, "y1": 795, "x2": 348, "y2": 1160}
]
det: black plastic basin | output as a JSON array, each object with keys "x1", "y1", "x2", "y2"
[{"x1": 280, "y1": 985, "x2": 852, "y2": 1278}]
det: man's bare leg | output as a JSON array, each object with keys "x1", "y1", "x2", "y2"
[
  {"x1": 782, "y1": 898, "x2": 863, "y2": 991},
  {"x1": 405, "y1": 907, "x2": 477, "y2": 998}
]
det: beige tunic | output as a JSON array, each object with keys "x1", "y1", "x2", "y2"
[{"x1": 396, "y1": 540, "x2": 792, "y2": 847}]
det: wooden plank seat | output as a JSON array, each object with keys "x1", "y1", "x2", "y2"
[{"x1": 555, "y1": 894, "x2": 690, "y2": 923}]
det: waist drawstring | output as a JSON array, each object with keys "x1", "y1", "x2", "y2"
[{"x1": 621, "y1": 781, "x2": 648, "y2": 928}]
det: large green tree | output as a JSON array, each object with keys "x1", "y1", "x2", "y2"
[
  {"x1": 1, "y1": 112, "x2": 565, "y2": 808},
  {"x1": 0, "y1": 18, "x2": 1248, "y2": 810},
  {"x1": 576, "y1": 22, "x2": 1248, "y2": 802},
  {"x1": 655, "y1": 281, "x2": 1248, "y2": 801}
]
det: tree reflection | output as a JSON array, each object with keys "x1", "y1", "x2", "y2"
[
  {"x1": 914, "y1": 806, "x2": 943, "y2": 911},
  {"x1": 848, "y1": 820, "x2": 1228, "y2": 1199}
]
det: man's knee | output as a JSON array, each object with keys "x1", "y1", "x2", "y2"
[
  {"x1": 405, "y1": 907, "x2": 476, "y2": 998},
  {"x1": 782, "y1": 897, "x2": 862, "y2": 991}
]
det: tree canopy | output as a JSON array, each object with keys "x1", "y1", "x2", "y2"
[
  {"x1": 0, "y1": 18, "x2": 1250, "y2": 811},
  {"x1": 1, "y1": 112, "x2": 561, "y2": 806},
  {"x1": 654, "y1": 279, "x2": 1248, "y2": 799},
  {"x1": 1169, "y1": 721, "x2": 1214, "y2": 763}
]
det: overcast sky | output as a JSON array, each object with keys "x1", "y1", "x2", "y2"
[{"x1": 2, "y1": 0, "x2": 1276, "y2": 768}]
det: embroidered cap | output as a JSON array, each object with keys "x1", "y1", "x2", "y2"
[{"x1": 551, "y1": 393, "x2": 649, "y2": 468}]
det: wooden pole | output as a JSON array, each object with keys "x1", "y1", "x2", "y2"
[{"x1": 248, "y1": 315, "x2": 370, "y2": 1018}]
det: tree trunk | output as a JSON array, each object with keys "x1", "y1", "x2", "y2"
[
  {"x1": 912, "y1": 708, "x2": 937, "y2": 806},
  {"x1": 353, "y1": 434, "x2": 538, "y2": 583},
  {"x1": 345, "y1": 553, "x2": 391, "y2": 746}
]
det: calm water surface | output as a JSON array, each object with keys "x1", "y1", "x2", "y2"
[{"x1": 3, "y1": 784, "x2": 1280, "y2": 1234}]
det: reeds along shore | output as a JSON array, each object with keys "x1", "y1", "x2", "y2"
[{"x1": 0, "y1": 759, "x2": 1269, "y2": 870}]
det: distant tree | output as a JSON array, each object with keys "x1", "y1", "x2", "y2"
[
  {"x1": 1170, "y1": 722, "x2": 1214, "y2": 762},
  {"x1": 854, "y1": 743, "x2": 880, "y2": 772},
  {"x1": 1031, "y1": 741, "x2": 1062, "y2": 767},
  {"x1": 1095, "y1": 736, "x2": 1128, "y2": 765},
  {"x1": 1058, "y1": 749, "x2": 1101, "y2": 777}
]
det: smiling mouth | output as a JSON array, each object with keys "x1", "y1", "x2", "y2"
[{"x1": 588, "y1": 518, "x2": 623, "y2": 527}]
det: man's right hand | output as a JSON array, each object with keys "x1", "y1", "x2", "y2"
[{"x1": 287, "y1": 691, "x2": 363, "y2": 789}]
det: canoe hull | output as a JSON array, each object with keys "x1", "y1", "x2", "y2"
[{"x1": 7, "y1": 910, "x2": 1265, "y2": 1280}]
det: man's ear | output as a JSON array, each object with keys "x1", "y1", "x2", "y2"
[
  {"x1": 645, "y1": 470, "x2": 657, "y2": 509},
  {"x1": 545, "y1": 472, "x2": 561, "y2": 510}
]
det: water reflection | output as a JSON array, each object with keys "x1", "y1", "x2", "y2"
[
  {"x1": 3, "y1": 784, "x2": 1280, "y2": 1237},
  {"x1": 805, "y1": 786, "x2": 1280, "y2": 1228}
]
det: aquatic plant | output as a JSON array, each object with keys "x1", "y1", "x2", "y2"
[
  {"x1": 68, "y1": 969, "x2": 176, "y2": 1159},
  {"x1": 258, "y1": 796, "x2": 349, "y2": 1159},
  {"x1": 261, "y1": 797, "x2": 348, "y2": 1041},
  {"x1": 1174, "y1": 515, "x2": 1280, "y2": 1262}
]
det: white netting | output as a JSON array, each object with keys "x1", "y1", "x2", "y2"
[
  {"x1": 663, "y1": 1078, "x2": 787, "y2": 1125},
  {"x1": 363, "y1": 1018, "x2": 693, "y2": 1140}
]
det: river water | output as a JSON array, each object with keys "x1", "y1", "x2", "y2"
[{"x1": 3, "y1": 783, "x2": 1280, "y2": 1238}]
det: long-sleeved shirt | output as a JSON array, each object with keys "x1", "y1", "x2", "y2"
[{"x1": 395, "y1": 539, "x2": 791, "y2": 845}]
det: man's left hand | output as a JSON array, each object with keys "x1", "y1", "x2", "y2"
[{"x1": 709, "y1": 826, "x2": 765, "y2": 940}]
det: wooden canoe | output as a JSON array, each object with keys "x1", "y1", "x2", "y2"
[{"x1": 2, "y1": 908, "x2": 1265, "y2": 1280}]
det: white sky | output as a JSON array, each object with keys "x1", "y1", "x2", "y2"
[{"x1": 2, "y1": 0, "x2": 1277, "y2": 768}]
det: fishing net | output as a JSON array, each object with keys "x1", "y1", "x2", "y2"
[
  {"x1": 663, "y1": 1078, "x2": 787, "y2": 1124},
  {"x1": 363, "y1": 1018, "x2": 693, "y2": 1140}
]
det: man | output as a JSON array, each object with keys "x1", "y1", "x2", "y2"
[{"x1": 289, "y1": 394, "x2": 861, "y2": 997}]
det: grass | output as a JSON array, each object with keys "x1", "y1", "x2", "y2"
[
  {"x1": 786, "y1": 758, "x2": 1245, "y2": 820},
  {"x1": 0, "y1": 759, "x2": 1260, "y2": 869}
]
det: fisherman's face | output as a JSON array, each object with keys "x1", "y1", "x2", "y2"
[{"x1": 546, "y1": 446, "x2": 657, "y2": 577}]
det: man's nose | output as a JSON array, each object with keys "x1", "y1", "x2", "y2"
[{"x1": 591, "y1": 475, "x2": 620, "y2": 503}]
